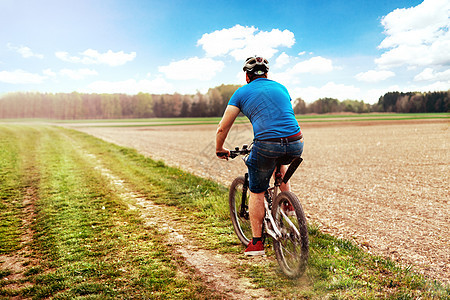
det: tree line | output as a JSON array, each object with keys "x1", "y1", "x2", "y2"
[
  {"x1": 0, "y1": 84, "x2": 237, "y2": 119},
  {"x1": 0, "y1": 87, "x2": 448, "y2": 119},
  {"x1": 293, "y1": 91, "x2": 449, "y2": 114},
  {"x1": 293, "y1": 98, "x2": 375, "y2": 114},
  {"x1": 377, "y1": 91, "x2": 449, "y2": 113}
]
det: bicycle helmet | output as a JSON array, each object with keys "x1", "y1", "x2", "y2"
[{"x1": 243, "y1": 56, "x2": 269, "y2": 75}]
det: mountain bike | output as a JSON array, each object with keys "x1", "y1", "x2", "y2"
[{"x1": 227, "y1": 144, "x2": 309, "y2": 278}]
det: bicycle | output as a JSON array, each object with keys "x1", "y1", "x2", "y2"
[{"x1": 226, "y1": 144, "x2": 309, "y2": 278}]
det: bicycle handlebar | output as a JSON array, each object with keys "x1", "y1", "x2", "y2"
[
  {"x1": 229, "y1": 144, "x2": 251, "y2": 159},
  {"x1": 217, "y1": 144, "x2": 251, "y2": 159}
]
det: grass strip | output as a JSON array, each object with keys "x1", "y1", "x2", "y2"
[
  {"x1": 66, "y1": 113, "x2": 450, "y2": 127},
  {"x1": 0, "y1": 126, "x2": 222, "y2": 299},
  {"x1": 1, "y1": 113, "x2": 448, "y2": 128},
  {"x1": 297, "y1": 113, "x2": 450, "y2": 119},
  {"x1": 0, "y1": 126, "x2": 26, "y2": 254}
]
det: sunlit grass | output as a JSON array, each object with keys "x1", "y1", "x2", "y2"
[
  {"x1": 0, "y1": 126, "x2": 24, "y2": 254},
  {"x1": 1, "y1": 112, "x2": 447, "y2": 128},
  {"x1": 0, "y1": 125, "x2": 220, "y2": 299}
]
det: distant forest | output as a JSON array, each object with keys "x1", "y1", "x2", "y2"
[{"x1": 0, "y1": 85, "x2": 448, "y2": 119}]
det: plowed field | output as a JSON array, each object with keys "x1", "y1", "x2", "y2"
[{"x1": 73, "y1": 119, "x2": 449, "y2": 284}]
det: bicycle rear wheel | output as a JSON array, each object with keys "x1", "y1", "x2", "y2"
[
  {"x1": 229, "y1": 176, "x2": 251, "y2": 246},
  {"x1": 272, "y1": 191, "x2": 309, "y2": 278}
]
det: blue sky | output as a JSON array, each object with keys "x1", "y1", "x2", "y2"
[{"x1": 0, "y1": 0, "x2": 449, "y2": 104}]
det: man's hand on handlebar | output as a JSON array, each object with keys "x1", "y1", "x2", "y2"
[
  {"x1": 216, "y1": 144, "x2": 250, "y2": 160},
  {"x1": 216, "y1": 147, "x2": 230, "y2": 160}
]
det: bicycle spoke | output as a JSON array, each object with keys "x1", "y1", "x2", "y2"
[
  {"x1": 279, "y1": 210, "x2": 300, "y2": 237},
  {"x1": 279, "y1": 243, "x2": 302, "y2": 267},
  {"x1": 229, "y1": 176, "x2": 252, "y2": 246},
  {"x1": 272, "y1": 192, "x2": 309, "y2": 278}
]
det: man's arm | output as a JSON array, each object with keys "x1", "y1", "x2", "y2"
[{"x1": 216, "y1": 105, "x2": 240, "y2": 158}]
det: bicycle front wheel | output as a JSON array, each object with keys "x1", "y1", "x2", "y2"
[
  {"x1": 229, "y1": 176, "x2": 251, "y2": 246},
  {"x1": 272, "y1": 191, "x2": 309, "y2": 278}
]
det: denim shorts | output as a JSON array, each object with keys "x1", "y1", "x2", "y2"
[{"x1": 245, "y1": 138, "x2": 304, "y2": 193}]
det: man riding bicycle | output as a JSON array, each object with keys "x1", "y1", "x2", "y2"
[{"x1": 216, "y1": 55, "x2": 304, "y2": 256}]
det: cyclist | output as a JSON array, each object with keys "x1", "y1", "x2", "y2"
[{"x1": 216, "y1": 55, "x2": 304, "y2": 256}]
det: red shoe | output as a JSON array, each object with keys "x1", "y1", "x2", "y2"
[{"x1": 244, "y1": 241, "x2": 265, "y2": 256}]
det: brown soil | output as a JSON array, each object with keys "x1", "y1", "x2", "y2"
[
  {"x1": 0, "y1": 184, "x2": 39, "y2": 297},
  {"x1": 72, "y1": 119, "x2": 450, "y2": 285}
]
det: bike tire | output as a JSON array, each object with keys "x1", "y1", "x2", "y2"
[
  {"x1": 272, "y1": 191, "x2": 309, "y2": 278},
  {"x1": 229, "y1": 176, "x2": 252, "y2": 246}
]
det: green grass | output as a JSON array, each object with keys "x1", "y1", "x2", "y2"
[
  {"x1": 62, "y1": 112, "x2": 450, "y2": 127},
  {"x1": 0, "y1": 126, "x2": 29, "y2": 255},
  {"x1": 0, "y1": 125, "x2": 448, "y2": 299},
  {"x1": 297, "y1": 112, "x2": 449, "y2": 119},
  {"x1": 0, "y1": 126, "x2": 222, "y2": 299},
  {"x1": 1, "y1": 112, "x2": 447, "y2": 128},
  {"x1": 296, "y1": 113, "x2": 450, "y2": 123}
]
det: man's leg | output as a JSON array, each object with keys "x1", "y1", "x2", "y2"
[
  {"x1": 249, "y1": 166, "x2": 291, "y2": 237},
  {"x1": 278, "y1": 164, "x2": 290, "y2": 192},
  {"x1": 277, "y1": 164, "x2": 297, "y2": 216},
  {"x1": 249, "y1": 191, "x2": 265, "y2": 238},
  {"x1": 244, "y1": 190, "x2": 266, "y2": 256}
]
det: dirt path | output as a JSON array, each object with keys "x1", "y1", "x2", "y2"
[
  {"x1": 0, "y1": 185, "x2": 38, "y2": 297},
  {"x1": 79, "y1": 148, "x2": 272, "y2": 299},
  {"x1": 72, "y1": 120, "x2": 450, "y2": 285}
]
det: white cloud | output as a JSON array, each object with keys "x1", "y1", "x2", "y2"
[
  {"x1": 197, "y1": 25, "x2": 295, "y2": 61},
  {"x1": 270, "y1": 56, "x2": 334, "y2": 85},
  {"x1": 355, "y1": 70, "x2": 395, "y2": 82},
  {"x1": 376, "y1": 0, "x2": 450, "y2": 68},
  {"x1": 290, "y1": 56, "x2": 333, "y2": 74},
  {"x1": 235, "y1": 70, "x2": 247, "y2": 85},
  {"x1": 59, "y1": 68, "x2": 98, "y2": 80},
  {"x1": 275, "y1": 52, "x2": 290, "y2": 68},
  {"x1": 55, "y1": 52, "x2": 75, "y2": 62},
  {"x1": 86, "y1": 77, "x2": 173, "y2": 94},
  {"x1": 416, "y1": 80, "x2": 450, "y2": 91},
  {"x1": 414, "y1": 67, "x2": 450, "y2": 82},
  {"x1": 158, "y1": 57, "x2": 224, "y2": 80},
  {"x1": 7, "y1": 43, "x2": 44, "y2": 59},
  {"x1": 0, "y1": 69, "x2": 46, "y2": 84},
  {"x1": 42, "y1": 68, "x2": 97, "y2": 80},
  {"x1": 55, "y1": 49, "x2": 136, "y2": 66},
  {"x1": 269, "y1": 70, "x2": 300, "y2": 85},
  {"x1": 292, "y1": 82, "x2": 360, "y2": 102},
  {"x1": 43, "y1": 69, "x2": 56, "y2": 77}
]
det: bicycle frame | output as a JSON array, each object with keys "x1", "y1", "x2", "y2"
[
  {"x1": 264, "y1": 196, "x2": 283, "y2": 240},
  {"x1": 241, "y1": 157, "x2": 303, "y2": 241},
  {"x1": 239, "y1": 173, "x2": 249, "y2": 219},
  {"x1": 229, "y1": 145, "x2": 309, "y2": 278}
]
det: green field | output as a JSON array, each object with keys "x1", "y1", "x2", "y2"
[
  {"x1": 1, "y1": 112, "x2": 448, "y2": 128},
  {"x1": 64, "y1": 112, "x2": 450, "y2": 127},
  {"x1": 0, "y1": 125, "x2": 448, "y2": 299}
]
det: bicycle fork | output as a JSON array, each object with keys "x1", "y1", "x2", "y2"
[
  {"x1": 239, "y1": 173, "x2": 249, "y2": 219},
  {"x1": 264, "y1": 199, "x2": 282, "y2": 240},
  {"x1": 263, "y1": 196, "x2": 301, "y2": 241},
  {"x1": 242, "y1": 173, "x2": 300, "y2": 241}
]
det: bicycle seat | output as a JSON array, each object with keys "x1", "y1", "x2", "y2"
[
  {"x1": 276, "y1": 155, "x2": 301, "y2": 166},
  {"x1": 281, "y1": 156, "x2": 303, "y2": 184}
]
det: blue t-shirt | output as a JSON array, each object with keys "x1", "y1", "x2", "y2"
[{"x1": 228, "y1": 78, "x2": 300, "y2": 140}]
